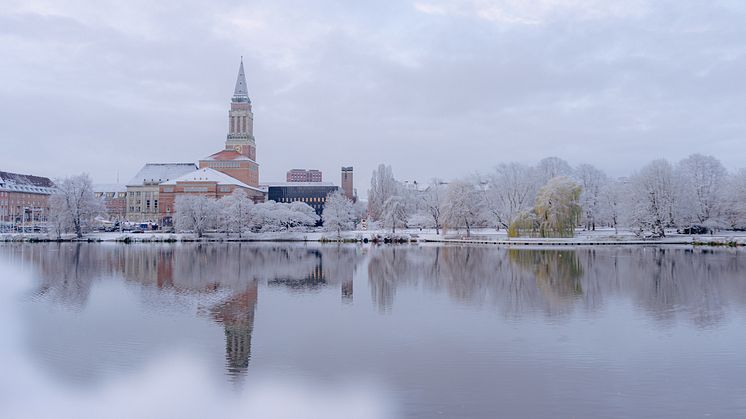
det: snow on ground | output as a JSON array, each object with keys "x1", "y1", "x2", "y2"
[{"x1": 2, "y1": 227, "x2": 746, "y2": 245}]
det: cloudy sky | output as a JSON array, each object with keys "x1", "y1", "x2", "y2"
[{"x1": 1, "y1": 0, "x2": 745, "y2": 192}]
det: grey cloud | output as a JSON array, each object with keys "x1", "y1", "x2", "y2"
[{"x1": 0, "y1": 0, "x2": 744, "y2": 189}]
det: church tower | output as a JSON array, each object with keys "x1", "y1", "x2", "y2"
[
  {"x1": 225, "y1": 58, "x2": 256, "y2": 161},
  {"x1": 199, "y1": 58, "x2": 262, "y2": 193}
]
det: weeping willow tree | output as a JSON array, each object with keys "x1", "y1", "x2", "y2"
[
  {"x1": 508, "y1": 211, "x2": 537, "y2": 238},
  {"x1": 534, "y1": 176, "x2": 582, "y2": 238}
]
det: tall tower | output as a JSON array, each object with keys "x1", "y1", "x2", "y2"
[
  {"x1": 200, "y1": 58, "x2": 263, "y2": 191},
  {"x1": 341, "y1": 166, "x2": 354, "y2": 201},
  {"x1": 225, "y1": 58, "x2": 256, "y2": 161}
]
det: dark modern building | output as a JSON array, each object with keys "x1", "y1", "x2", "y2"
[{"x1": 264, "y1": 182, "x2": 338, "y2": 215}]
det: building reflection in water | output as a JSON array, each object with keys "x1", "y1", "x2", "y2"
[
  {"x1": 4, "y1": 242, "x2": 746, "y2": 385},
  {"x1": 209, "y1": 282, "x2": 258, "y2": 382},
  {"x1": 4, "y1": 243, "x2": 364, "y2": 383}
]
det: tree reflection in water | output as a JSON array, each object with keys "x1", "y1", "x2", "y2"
[
  {"x1": 5, "y1": 243, "x2": 364, "y2": 383},
  {"x1": 365, "y1": 245, "x2": 746, "y2": 325},
  {"x1": 4, "y1": 243, "x2": 746, "y2": 385}
]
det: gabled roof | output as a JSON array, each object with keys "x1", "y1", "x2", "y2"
[
  {"x1": 126, "y1": 163, "x2": 198, "y2": 186},
  {"x1": 161, "y1": 167, "x2": 264, "y2": 192},
  {"x1": 201, "y1": 149, "x2": 254, "y2": 162},
  {"x1": 0, "y1": 170, "x2": 55, "y2": 194},
  {"x1": 0, "y1": 171, "x2": 55, "y2": 188}
]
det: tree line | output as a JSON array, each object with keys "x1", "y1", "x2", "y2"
[
  {"x1": 46, "y1": 177, "x2": 359, "y2": 238},
  {"x1": 172, "y1": 189, "x2": 358, "y2": 238},
  {"x1": 367, "y1": 154, "x2": 746, "y2": 238}
]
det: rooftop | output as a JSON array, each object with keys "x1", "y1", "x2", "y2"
[
  {"x1": 126, "y1": 163, "x2": 198, "y2": 186},
  {"x1": 0, "y1": 170, "x2": 55, "y2": 194},
  {"x1": 201, "y1": 149, "x2": 255, "y2": 162},
  {"x1": 162, "y1": 168, "x2": 264, "y2": 192}
]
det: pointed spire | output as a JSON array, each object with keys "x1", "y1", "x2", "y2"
[{"x1": 232, "y1": 57, "x2": 251, "y2": 103}]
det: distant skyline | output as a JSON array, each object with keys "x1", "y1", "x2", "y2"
[{"x1": 1, "y1": 0, "x2": 745, "y2": 193}]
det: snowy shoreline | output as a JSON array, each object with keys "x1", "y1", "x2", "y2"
[{"x1": 2, "y1": 228, "x2": 745, "y2": 247}]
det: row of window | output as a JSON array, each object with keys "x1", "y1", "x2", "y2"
[
  {"x1": 128, "y1": 199, "x2": 158, "y2": 213},
  {"x1": 95, "y1": 192, "x2": 126, "y2": 198},
  {"x1": 0, "y1": 185, "x2": 52, "y2": 194},
  {"x1": 208, "y1": 162, "x2": 240, "y2": 168},
  {"x1": 0, "y1": 202, "x2": 46, "y2": 208},
  {"x1": 231, "y1": 115, "x2": 250, "y2": 133},
  {"x1": 279, "y1": 197, "x2": 326, "y2": 204}
]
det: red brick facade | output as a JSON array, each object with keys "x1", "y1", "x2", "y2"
[
  {"x1": 199, "y1": 149, "x2": 259, "y2": 187},
  {"x1": 286, "y1": 169, "x2": 322, "y2": 182},
  {"x1": 0, "y1": 171, "x2": 54, "y2": 228}
]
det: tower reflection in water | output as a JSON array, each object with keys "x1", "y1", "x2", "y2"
[
  {"x1": 209, "y1": 282, "x2": 258, "y2": 381},
  {"x1": 8, "y1": 243, "x2": 362, "y2": 383},
  {"x1": 7, "y1": 242, "x2": 746, "y2": 388}
]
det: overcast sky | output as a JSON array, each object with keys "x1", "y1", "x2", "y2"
[{"x1": 1, "y1": 0, "x2": 745, "y2": 192}]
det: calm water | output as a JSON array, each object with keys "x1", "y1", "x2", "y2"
[{"x1": 1, "y1": 243, "x2": 745, "y2": 418}]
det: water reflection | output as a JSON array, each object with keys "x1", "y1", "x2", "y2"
[
  {"x1": 5, "y1": 243, "x2": 365, "y2": 384},
  {"x1": 3, "y1": 243, "x2": 746, "y2": 385},
  {"x1": 365, "y1": 245, "x2": 746, "y2": 326}
]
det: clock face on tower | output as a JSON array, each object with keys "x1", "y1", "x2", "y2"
[{"x1": 234, "y1": 145, "x2": 243, "y2": 154}]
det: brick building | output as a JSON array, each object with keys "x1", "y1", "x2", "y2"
[
  {"x1": 341, "y1": 166, "x2": 355, "y2": 201},
  {"x1": 0, "y1": 170, "x2": 55, "y2": 230},
  {"x1": 286, "y1": 169, "x2": 322, "y2": 183},
  {"x1": 93, "y1": 184, "x2": 127, "y2": 221},
  {"x1": 126, "y1": 163, "x2": 197, "y2": 223},
  {"x1": 159, "y1": 168, "x2": 265, "y2": 225}
]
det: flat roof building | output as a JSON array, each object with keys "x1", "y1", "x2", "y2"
[
  {"x1": 286, "y1": 169, "x2": 322, "y2": 183},
  {"x1": 264, "y1": 182, "x2": 338, "y2": 216}
]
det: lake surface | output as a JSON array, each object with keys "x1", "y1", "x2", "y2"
[{"x1": 1, "y1": 243, "x2": 745, "y2": 418}]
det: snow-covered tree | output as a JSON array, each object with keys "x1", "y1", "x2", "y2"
[
  {"x1": 444, "y1": 179, "x2": 485, "y2": 237},
  {"x1": 722, "y1": 169, "x2": 746, "y2": 230},
  {"x1": 47, "y1": 192, "x2": 71, "y2": 239},
  {"x1": 250, "y1": 201, "x2": 319, "y2": 232},
  {"x1": 419, "y1": 179, "x2": 447, "y2": 234},
  {"x1": 322, "y1": 189, "x2": 355, "y2": 237},
  {"x1": 628, "y1": 159, "x2": 677, "y2": 237},
  {"x1": 219, "y1": 189, "x2": 253, "y2": 237},
  {"x1": 675, "y1": 154, "x2": 727, "y2": 228},
  {"x1": 381, "y1": 195, "x2": 408, "y2": 233},
  {"x1": 483, "y1": 163, "x2": 538, "y2": 231},
  {"x1": 537, "y1": 157, "x2": 573, "y2": 185},
  {"x1": 406, "y1": 211, "x2": 435, "y2": 229},
  {"x1": 287, "y1": 201, "x2": 320, "y2": 229},
  {"x1": 48, "y1": 173, "x2": 103, "y2": 238},
  {"x1": 534, "y1": 176, "x2": 581, "y2": 238},
  {"x1": 174, "y1": 195, "x2": 219, "y2": 237},
  {"x1": 368, "y1": 164, "x2": 399, "y2": 221},
  {"x1": 575, "y1": 163, "x2": 608, "y2": 231},
  {"x1": 601, "y1": 178, "x2": 626, "y2": 234}
]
